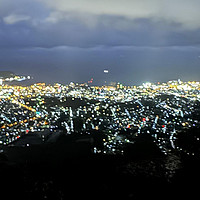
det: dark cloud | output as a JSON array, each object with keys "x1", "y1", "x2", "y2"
[{"x1": 1, "y1": 15, "x2": 200, "y2": 49}]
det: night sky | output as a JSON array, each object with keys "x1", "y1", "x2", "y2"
[{"x1": 0, "y1": 0, "x2": 200, "y2": 85}]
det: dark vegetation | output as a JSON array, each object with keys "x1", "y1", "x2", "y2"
[{"x1": 1, "y1": 128, "x2": 200, "y2": 199}]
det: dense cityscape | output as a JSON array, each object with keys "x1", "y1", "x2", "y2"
[
  {"x1": 0, "y1": 72, "x2": 200, "y2": 153},
  {"x1": 0, "y1": 71, "x2": 200, "y2": 199}
]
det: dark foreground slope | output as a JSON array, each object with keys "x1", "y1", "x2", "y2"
[{"x1": 0, "y1": 133, "x2": 200, "y2": 199}]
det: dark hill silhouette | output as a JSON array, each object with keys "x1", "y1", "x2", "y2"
[{"x1": 0, "y1": 71, "x2": 15, "y2": 78}]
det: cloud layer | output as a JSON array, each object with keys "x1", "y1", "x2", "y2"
[
  {"x1": 40, "y1": 0, "x2": 200, "y2": 30},
  {"x1": 3, "y1": 14, "x2": 30, "y2": 24},
  {"x1": 0, "y1": 0, "x2": 200, "y2": 48}
]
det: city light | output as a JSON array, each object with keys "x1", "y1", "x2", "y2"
[
  {"x1": 0, "y1": 78, "x2": 199, "y2": 154},
  {"x1": 0, "y1": 75, "x2": 200, "y2": 197}
]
